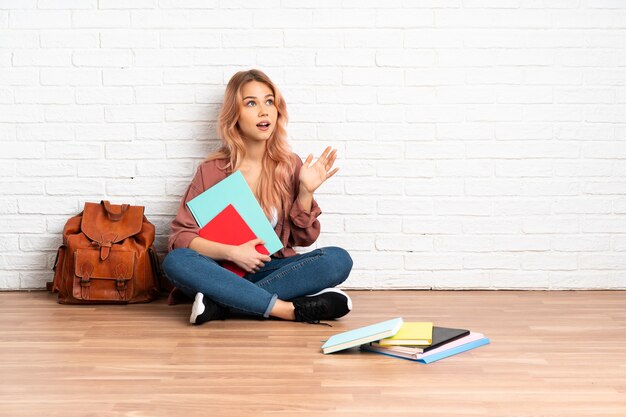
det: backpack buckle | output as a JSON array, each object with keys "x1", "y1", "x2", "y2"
[
  {"x1": 115, "y1": 264, "x2": 128, "y2": 295},
  {"x1": 115, "y1": 278, "x2": 127, "y2": 290},
  {"x1": 79, "y1": 263, "x2": 93, "y2": 286}
]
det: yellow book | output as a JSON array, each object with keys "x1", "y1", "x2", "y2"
[{"x1": 377, "y1": 322, "x2": 433, "y2": 346}]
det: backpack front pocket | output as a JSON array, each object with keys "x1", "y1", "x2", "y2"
[{"x1": 73, "y1": 248, "x2": 135, "y2": 302}]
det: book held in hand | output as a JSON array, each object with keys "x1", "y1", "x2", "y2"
[
  {"x1": 198, "y1": 204, "x2": 269, "y2": 277},
  {"x1": 321, "y1": 317, "x2": 404, "y2": 354},
  {"x1": 377, "y1": 322, "x2": 434, "y2": 346},
  {"x1": 186, "y1": 170, "x2": 283, "y2": 255}
]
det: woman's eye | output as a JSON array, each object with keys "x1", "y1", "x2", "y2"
[
  {"x1": 246, "y1": 101, "x2": 256, "y2": 107},
  {"x1": 266, "y1": 99, "x2": 274, "y2": 105}
]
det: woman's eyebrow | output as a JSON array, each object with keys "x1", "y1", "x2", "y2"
[{"x1": 242, "y1": 94, "x2": 274, "y2": 100}]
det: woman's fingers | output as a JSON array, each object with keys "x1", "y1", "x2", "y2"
[
  {"x1": 250, "y1": 254, "x2": 271, "y2": 273},
  {"x1": 317, "y1": 146, "x2": 332, "y2": 163},
  {"x1": 325, "y1": 149, "x2": 337, "y2": 170},
  {"x1": 249, "y1": 238, "x2": 264, "y2": 247},
  {"x1": 327, "y1": 167, "x2": 339, "y2": 179},
  {"x1": 316, "y1": 147, "x2": 336, "y2": 168},
  {"x1": 250, "y1": 261, "x2": 261, "y2": 272}
]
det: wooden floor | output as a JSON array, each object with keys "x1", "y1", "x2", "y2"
[{"x1": 1, "y1": 290, "x2": 625, "y2": 417}]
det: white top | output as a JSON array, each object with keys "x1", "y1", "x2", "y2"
[{"x1": 269, "y1": 206, "x2": 278, "y2": 228}]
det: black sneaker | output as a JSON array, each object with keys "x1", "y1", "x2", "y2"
[
  {"x1": 190, "y1": 292, "x2": 229, "y2": 325},
  {"x1": 292, "y1": 288, "x2": 352, "y2": 325}
]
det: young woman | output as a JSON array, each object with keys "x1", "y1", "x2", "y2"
[{"x1": 162, "y1": 69, "x2": 353, "y2": 326}]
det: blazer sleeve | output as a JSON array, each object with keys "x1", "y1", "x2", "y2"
[
  {"x1": 287, "y1": 155, "x2": 322, "y2": 248},
  {"x1": 167, "y1": 167, "x2": 205, "y2": 251}
]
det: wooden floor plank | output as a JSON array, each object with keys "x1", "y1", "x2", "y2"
[{"x1": 0, "y1": 290, "x2": 625, "y2": 416}]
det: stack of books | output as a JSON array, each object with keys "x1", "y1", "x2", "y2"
[{"x1": 321, "y1": 317, "x2": 489, "y2": 364}]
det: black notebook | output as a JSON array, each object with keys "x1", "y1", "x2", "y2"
[{"x1": 370, "y1": 326, "x2": 469, "y2": 354}]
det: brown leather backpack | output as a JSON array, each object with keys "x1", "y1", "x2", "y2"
[{"x1": 48, "y1": 200, "x2": 162, "y2": 304}]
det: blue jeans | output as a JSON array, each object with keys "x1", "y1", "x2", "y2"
[{"x1": 162, "y1": 246, "x2": 353, "y2": 318}]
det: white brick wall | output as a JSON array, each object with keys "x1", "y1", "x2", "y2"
[{"x1": 1, "y1": 2, "x2": 625, "y2": 290}]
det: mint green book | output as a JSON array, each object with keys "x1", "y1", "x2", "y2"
[
  {"x1": 321, "y1": 317, "x2": 404, "y2": 354},
  {"x1": 186, "y1": 170, "x2": 283, "y2": 255}
]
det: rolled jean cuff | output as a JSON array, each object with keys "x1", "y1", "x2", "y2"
[{"x1": 263, "y1": 293, "x2": 278, "y2": 318}]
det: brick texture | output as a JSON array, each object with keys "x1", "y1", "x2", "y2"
[{"x1": 1, "y1": 3, "x2": 625, "y2": 289}]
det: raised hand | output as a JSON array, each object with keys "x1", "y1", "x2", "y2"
[{"x1": 299, "y1": 146, "x2": 339, "y2": 194}]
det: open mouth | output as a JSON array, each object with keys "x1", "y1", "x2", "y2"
[{"x1": 256, "y1": 122, "x2": 271, "y2": 131}]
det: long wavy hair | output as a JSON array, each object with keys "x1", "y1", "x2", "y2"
[{"x1": 206, "y1": 69, "x2": 295, "y2": 220}]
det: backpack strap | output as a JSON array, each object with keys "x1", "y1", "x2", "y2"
[
  {"x1": 91, "y1": 231, "x2": 118, "y2": 261},
  {"x1": 81, "y1": 202, "x2": 143, "y2": 249},
  {"x1": 47, "y1": 245, "x2": 66, "y2": 292},
  {"x1": 101, "y1": 200, "x2": 129, "y2": 222},
  {"x1": 78, "y1": 261, "x2": 93, "y2": 300}
]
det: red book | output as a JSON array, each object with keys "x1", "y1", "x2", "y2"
[{"x1": 198, "y1": 204, "x2": 269, "y2": 277}]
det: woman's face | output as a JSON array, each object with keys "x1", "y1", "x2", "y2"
[{"x1": 237, "y1": 80, "x2": 278, "y2": 143}]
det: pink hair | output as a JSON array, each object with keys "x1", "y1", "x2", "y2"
[{"x1": 206, "y1": 69, "x2": 295, "y2": 220}]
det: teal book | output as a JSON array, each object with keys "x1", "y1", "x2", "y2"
[
  {"x1": 321, "y1": 317, "x2": 404, "y2": 354},
  {"x1": 186, "y1": 170, "x2": 283, "y2": 255}
]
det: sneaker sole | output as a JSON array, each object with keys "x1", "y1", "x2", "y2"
[
  {"x1": 305, "y1": 287, "x2": 353, "y2": 311},
  {"x1": 190, "y1": 292, "x2": 205, "y2": 324}
]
